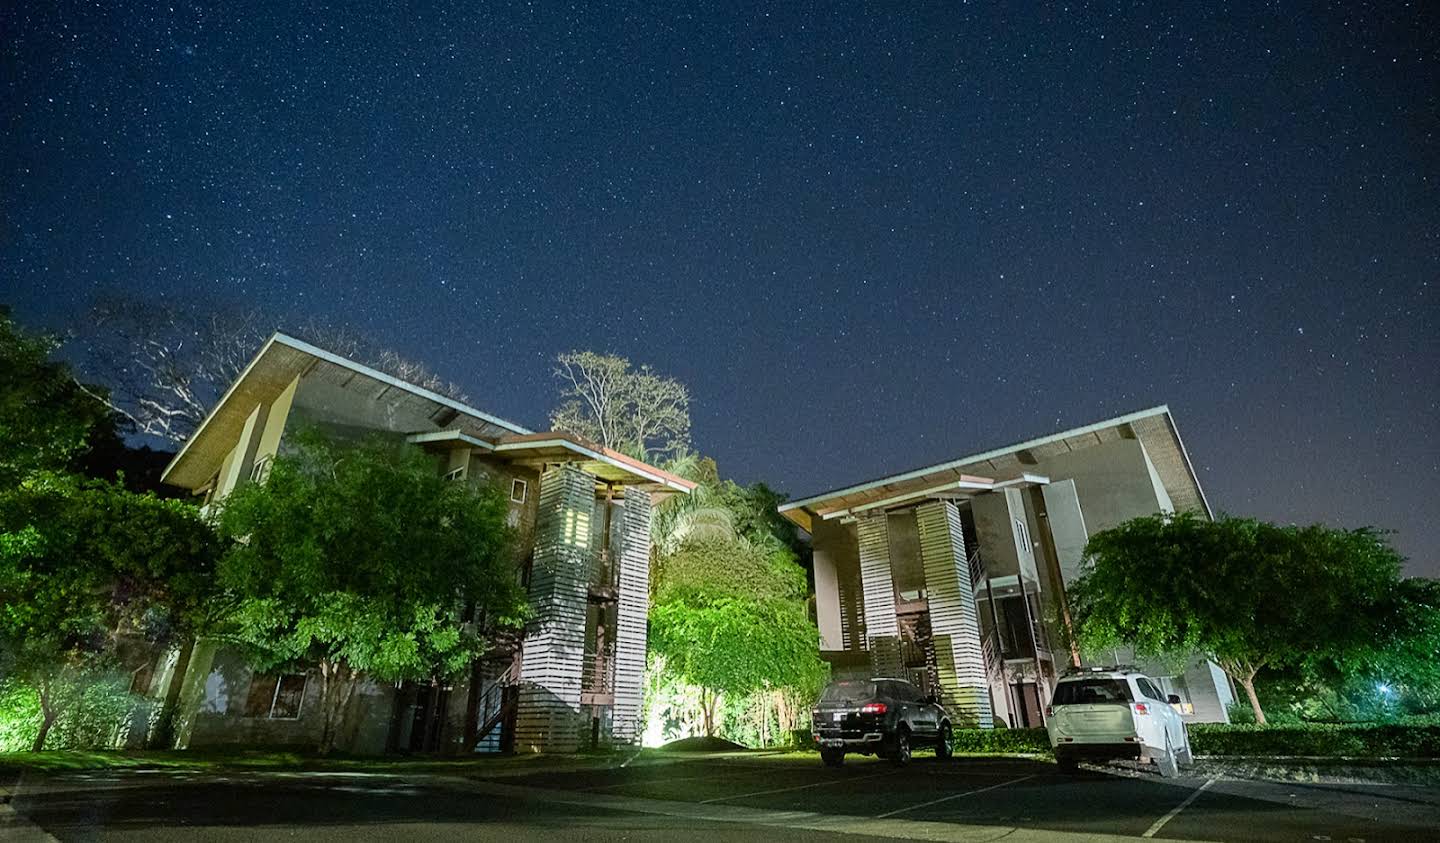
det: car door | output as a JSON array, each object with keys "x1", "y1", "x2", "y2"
[{"x1": 1135, "y1": 678, "x2": 1178, "y2": 749}]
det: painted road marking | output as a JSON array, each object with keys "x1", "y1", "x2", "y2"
[
  {"x1": 698, "y1": 770, "x2": 892, "y2": 804},
  {"x1": 874, "y1": 774, "x2": 1036, "y2": 819},
  {"x1": 1142, "y1": 776, "x2": 1216, "y2": 838}
]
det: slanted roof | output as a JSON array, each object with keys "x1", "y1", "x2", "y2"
[
  {"x1": 161, "y1": 333, "x2": 693, "y2": 496},
  {"x1": 779, "y1": 406, "x2": 1211, "y2": 531},
  {"x1": 491, "y1": 432, "x2": 696, "y2": 494}
]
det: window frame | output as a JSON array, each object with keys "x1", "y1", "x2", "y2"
[
  {"x1": 242, "y1": 673, "x2": 308, "y2": 720},
  {"x1": 510, "y1": 478, "x2": 528, "y2": 503}
]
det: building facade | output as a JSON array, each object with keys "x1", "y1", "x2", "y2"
[
  {"x1": 779, "y1": 407, "x2": 1236, "y2": 728},
  {"x1": 153, "y1": 333, "x2": 693, "y2": 754}
]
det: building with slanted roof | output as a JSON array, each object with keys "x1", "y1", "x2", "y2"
[
  {"x1": 779, "y1": 407, "x2": 1236, "y2": 728},
  {"x1": 152, "y1": 333, "x2": 693, "y2": 754}
]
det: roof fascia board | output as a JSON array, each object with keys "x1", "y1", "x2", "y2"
[
  {"x1": 404, "y1": 430, "x2": 496, "y2": 450},
  {"x1": 828, "y1": 478, "x2": 995, "y2": 520},
  {"x1": 1163, "y1": 411, "x2": 1214, "y2": 519},
  {"x1": 781, "y1": 405, "x2": 1173, "y2": 513},
  {"x1": 492, "y1": 437, "x2": 692, "y2": 493}
]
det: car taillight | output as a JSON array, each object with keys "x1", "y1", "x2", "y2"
[
  {"x1": 861, "y1": 702, "x2": 888, "y2": 715},
  {"x1": 1133, "y1": 703, "x2": 1149, "y2": 715}
]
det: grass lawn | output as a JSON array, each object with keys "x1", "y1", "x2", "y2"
[{"x1": 0, "y1": 746, "x2": 686, "y2": 776}]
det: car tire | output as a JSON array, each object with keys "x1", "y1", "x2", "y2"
[
  {"x1": 1055, "y1": 753, "x2": 1079, "y2": 773},
  {"x1": 820, "y1": 747, "x2": 845, "y2": 768},
  {"x1": 1156, "y1": 734, "x2": 1179, "y2": 779},
  {"x1": 889, "y1": 728, "x2": 912, "y2": 766},
  {"x1": 935, "y1": 722, "x2": 953, "y2": 760}
]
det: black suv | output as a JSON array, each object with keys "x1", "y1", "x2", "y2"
[{"x1": 811, "y1": 677, "x2": 952, "y2": 766}]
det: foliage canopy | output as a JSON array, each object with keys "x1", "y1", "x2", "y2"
[
  {"x1": 214, "y1": 427, "x2": 526, "y2": 751},
  {"x1": 0, "y1": 471, "x2": 219, "y2": 749},
  {"x1": 1070, "y1": 511, "x2": 1418, "y2": 724}
]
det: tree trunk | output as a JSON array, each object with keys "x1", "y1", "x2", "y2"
[
  {"x1": 317, "y1": 660, "x2": 359, "y2": 755},
  {"x1": 32, "y1": 682, "x2": 58, "y2": 752},
  {"x1": 700, "y1": 690, "x2": 715, "y2": 737},
  {"x1": 31, "y1": 710, "x2": 58, "y2": 753},
  {"x1": 1238, "y1": 674, "x2": 1267, "y2": 725}
]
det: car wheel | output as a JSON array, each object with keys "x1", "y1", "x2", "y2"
[
  {"x1": 1155, "y1": 733, "x2": 1179, "y2": 779},
  {"x1": 889, "y1": 729, "x2": 912, "y2": 766},
  {"x1": 935, "y1": 722, "x2": 953, "y2": 760},
  {"x1": 1055, "y1": 753, "x2": 1079, "y2": 773},
  {"x1": 820, "y1": 747, "x2": 845, "y2": 767}
]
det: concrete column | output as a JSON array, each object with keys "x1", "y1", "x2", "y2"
[
  {"x1": 856, "y1": 514, "x2": 902, "y2": 678},
  {"x1": 215, "y1": 402, "x2": 269, "y2": 501},
  {"x1": 609, "y1": 489, "x2": 652, "y2": 745},
  {"x1": 914, "y1": 499, "x2": 994, "y2": 728},
  {"x1": 515, "y1": 465, "x2": 594, "y2": 752}
]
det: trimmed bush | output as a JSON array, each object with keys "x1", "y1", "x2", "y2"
[
  {"x1": 1190, "y1": 722, "x2": 1440, "y2": 758},
  {"x1": 950, "y1": 727, "x2": 1050, "y2": 754}
]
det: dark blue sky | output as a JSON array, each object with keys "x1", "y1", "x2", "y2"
[{"x1": 4, "y1": 2, "x2": 1437, "y2": 573}]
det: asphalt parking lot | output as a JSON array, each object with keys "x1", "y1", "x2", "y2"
[
  {"x1": 4, "y1": 753, "x2": 1438, "y2": 841},
  {"x1": 478, "y1": 753, "x2": 1440, "y2": 841}
]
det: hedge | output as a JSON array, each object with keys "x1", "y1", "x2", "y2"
[
  {"x1": 947, "y1": 722, "x2": 1440, "y2": 758},
  {"x1": 950, "y1": 727, "x2": 1050, "y2": 754},
  {"x1": 1189, "y1": 723, "x2": 1440, "y2": 758}
]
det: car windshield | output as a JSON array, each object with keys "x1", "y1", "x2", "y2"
[
  {"x1": 820, "y1": 680, "x2": 876, "y2": 702},
  {"x1": 1052, "y1": 678, "x2": 1133, "y2": 705}
]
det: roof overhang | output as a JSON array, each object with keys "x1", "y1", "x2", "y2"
[
  {"x1": 492, "y1": 433, "x2": 697, "y2": 495},
  {"x1": 161, "y1": 334, "x2": 696, "y2": 497},
  {"x1": 779, "y1": 406, "x2": 1211, "y2": 531},
  {"x1": 163, "y1": 332, "x2": 535, "y2": 490}
]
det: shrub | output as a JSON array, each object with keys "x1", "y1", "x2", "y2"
[
  {"x1": 950, "y1": 727, "x2": 1050, "y2": 754},
  {"x1": 1190, "y1": 722, "x2": 1440, "y2": 757}
]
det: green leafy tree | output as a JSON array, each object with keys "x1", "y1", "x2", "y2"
[
  {"x1": 0, "y1": 308, "x2": 118, "y2": 487},
  {"x1": 1070, "y1": 512, "x2": 1412, "y2": 724},
  {"x1": 650, "y1": 536, "x2": 827, "y2": 736},
  {"x1": 213, "y1": 428, "x2": 527, "y2": 753},
  {"x1": 0, "y1": 472, "x2": 219, "y2": 750}
]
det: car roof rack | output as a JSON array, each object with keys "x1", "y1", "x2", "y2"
[{"x1": 1060, "y1": 664, "x2": 1140, "y2": 677}]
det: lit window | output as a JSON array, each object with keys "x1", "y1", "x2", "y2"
[
  {"x1": 511, "y1": 478, "x2": 528, "y2": 503},
  {"x1": 242, "y1": 674, "x2": 307, "y2": 719}
]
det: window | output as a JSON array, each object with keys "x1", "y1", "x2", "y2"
[
  {"x1": 443, "y1": 465, "x2": 467, "y2": 482},
  {"x1": 821, "y1": 680, "x2": 876, "y2": 702},
  {"x1": 1051, "y1": 679, "x2": 1133, "y2": 706},
  {"x1": 1156, "y1": 676, "x2": 1195, "y2": 714},
  {"x1": 510, "y1": 478, "x2": 528, "y2": 503},
  {"x1": 242, "y1": 673, "x2": 307, "y2": 719},
  {"x1": 1136, "y1": 678, "x2": 1164, "y2": 701},
  {"x1": 250, "y1": 455, "x2": 273, "y2": 484}
]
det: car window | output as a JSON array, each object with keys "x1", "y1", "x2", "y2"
[
  {"x1": 1136, "y1": 678, "x2": 1163, "y2": 700},
  {"x1": 821, "y1": 680, "x2": 875, "y2": 702},
  {"x1": 1052, "y1": 678, "x2": 1133, "y2": 705},
  {"x1": 891, "y1": 681, "x2": 918, "y2": 702}
]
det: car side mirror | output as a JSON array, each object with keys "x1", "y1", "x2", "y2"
[
  {"x1": 924, "y1": 694, "x2": 937, "y2": 705},
  {"x1": 1167, "y1": 694, "x2": 1182, "y2": 705}
]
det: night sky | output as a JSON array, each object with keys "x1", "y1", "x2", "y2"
[{"x1": 3, "y1": 3, "x2": 1437, "y2": 574}]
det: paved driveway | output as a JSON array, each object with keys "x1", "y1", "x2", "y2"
[{"x1": 4, "y1": 753, "x2": 1438, "y2": 841}]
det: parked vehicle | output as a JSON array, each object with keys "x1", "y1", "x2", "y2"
[
  {"x1": 1046, "y1": 667, "x2": 1193, "y2": 777},
  {"x1": 811, "y1": 677, "x2": 952, "y2": 766}
]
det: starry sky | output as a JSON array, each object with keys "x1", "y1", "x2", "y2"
[{"x1": 3, "y1": 2, "x2": 1437, "y2": 574}]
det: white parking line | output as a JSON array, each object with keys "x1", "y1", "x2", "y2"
[
  {"x1": 698, "y1": 770, "x2": 892, "y2": 804},
  {"x1": 1141, "y1": 776, "x2": 1215, "y2": 838},
  {"x1": 874, "y1": 774, "x2": 1036, "y2": 819}
]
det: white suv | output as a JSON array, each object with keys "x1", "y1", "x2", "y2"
[{"x1": 1046, "y1": 667, "x2": 1193, "y2": 777}]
